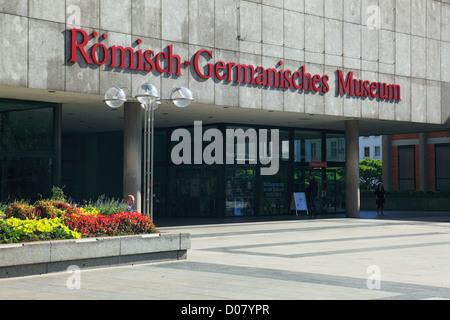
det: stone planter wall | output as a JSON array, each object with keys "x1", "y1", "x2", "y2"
[{"x1": 0, "y1": 233, "x2": 191, "y2": 279}]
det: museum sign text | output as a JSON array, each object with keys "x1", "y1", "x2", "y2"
[{"x1": 69, "y1": 29, "x2": 401, "y2": 102}]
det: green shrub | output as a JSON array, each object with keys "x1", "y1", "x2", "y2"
[
  {"x1": 361, "y1": 189, "x2": 450, "y2": 197},
  {"x1": 51, "y1": 186, "x2": 66, "y2": 202}
]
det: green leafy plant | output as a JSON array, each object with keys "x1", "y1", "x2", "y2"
[
  {"x1": 0, "y1": 217, "x2": 81, "y2": 243},
  {"x1": 359, "y1": 159, "x2": 382, "y2": 191},
  {"x1": 51, "y1": 186, "x2": 66, "y2": 202},
  {"x1": 84, "y1": 195, "x2": 132, "y2": 216},
  {"x1": 0, "y1": 202, "x2": 7, "y2": 213}
]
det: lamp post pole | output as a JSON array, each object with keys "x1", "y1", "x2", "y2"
[
  {"x1": 104, "y1": 84, "x2": 193, "y2": 221},
  {"x1": 143, "y1": 101, "x2": 149, "y2": 217},
  {"x1": 143, "y1": 101, "x2": 156, "y2": 220},
  {"x1": 150, "y1": 101, "x2": 155, "y2": 221}
]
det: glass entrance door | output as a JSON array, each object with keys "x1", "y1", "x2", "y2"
[
  {"x1": 0, "y1": 100, "x2": 60, "y2": 203},
  {"x1": 293, "y1": 167, "x2": 345, "y2": 214},
  {"x1": 0, "y1": 157, "x2": 54, "y2": 202},
  {"x1": 225, "y1": 167, "x2": 256, "y2": 217},
  {"x1": 169, "y1": 166, "x2": 218, "y2": 217}
]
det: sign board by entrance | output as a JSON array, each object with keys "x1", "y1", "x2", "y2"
[
  {"x1": 310, "y1": 161, "x2": 328, "y2": 168},
  {"x1": 290, "y1": 192, "x2": 308, "y2": 216}
]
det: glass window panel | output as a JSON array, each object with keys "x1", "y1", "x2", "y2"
[
  {"x1": 327, "y1": 133, "x2": 346, "y2": 162},
  {"x1": 226, "y1": 167, "x2": 255, "y2": 217},
  {"x1": 436, "y1": 145, "x2": 450, "y2": 190},
  {"x1": 154, "y1": 131, "x2": 167, "y2": 162},
  {"x1": 227, "y1": 126, "x2": 257, "y2": 163},
  {"x1": 169, "y1": 166, "x2": 218, "y2": 217},
  {"x1": 260, "y1": 167, "x2": 288, "y2": 216},
  {"x1": 374, "y1": 146, "x2": 381, "y2": 157},
  {"x1": 294, "y1": 130, "x2": 322, "y2": 163},
  {"x1": 0, "y1": 158, "x2": 53, "y2": 202},
  {"x1": 0, "y1": 108, "x2": 54, "y2": 152},
  {"x1": 294, "y1": 140, "x2": 302, "y2": 162},
  {"x1": 398, "y1": 147, "x2": 415, "y2": 190},
  {"x1": 280, "y1": 130, "x2": 289, "y2": 161}
]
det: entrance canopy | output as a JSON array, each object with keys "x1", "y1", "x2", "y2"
[{"x1": 0, "y1": 86, "x2": 447, "y2": 137}]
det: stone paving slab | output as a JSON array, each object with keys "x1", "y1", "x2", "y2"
[{"x1": 0, "y1": 212, "x2": 449, "y2": 304}]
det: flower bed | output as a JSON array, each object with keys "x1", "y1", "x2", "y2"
[
  {"x1": 62, "y1": 211, "x2": 157, "y2": 238},
  {"x1": 0, "y1": 217, "x2": 81, "y2": 243},
  {"x1": 0, "y1": 198, "x2": 157, "y2": 244}
]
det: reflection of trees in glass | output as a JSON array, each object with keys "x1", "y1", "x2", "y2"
[
  {"x1": 0, "y1": 109, "x2": 53, "y2": 152},
  {"x1": 326, "y1": 160, "x2": 383, "y2": 193},
  {"x1": 359, "y1": 159, "x2": 382, "y2": 191}
]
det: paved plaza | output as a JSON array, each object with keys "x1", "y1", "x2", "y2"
[{"x1": 0, "y1": 211, "x2": 449, "y2": 301}]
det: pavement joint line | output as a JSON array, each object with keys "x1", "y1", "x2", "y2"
[
  {"x1": 201, "y1": 240, "x2": 450, "y2": 259},
  {"x1": 157, "y1": 261, "x2": 450, "y2": 300},
  {"x1": 196, "y1": 232, "x2": 446, "y2": 250}
]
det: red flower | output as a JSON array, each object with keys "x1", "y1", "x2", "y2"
[{"x1": 61, "y1": 211, "x2": 156, "y2": 238}]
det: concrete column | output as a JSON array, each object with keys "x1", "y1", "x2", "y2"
[
  {"x1": 382, "y1": 135, "x2": 392, "y2": 191},
  {"x1": 419, "y1": 133, "x2": 428, "y2": 191},
  {"x1": 53, "y1": 104, "x2": 62, "y2": 187},
  {"x1": 345, "y1": 120, "x2": 360, "y2": 218},
  {"x1": 123, "y1": 102, "x2": 143, "y2": 212}
]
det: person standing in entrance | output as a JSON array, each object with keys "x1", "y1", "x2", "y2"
[
  {"x1": 375, "y1": 183, "x2": 386, "y2": 216},
  {"x1": 124, "y1": 195, "x2": 135, "y2": 210},
  {"x1": 307, "y1": 175, "x2": 319, "y2": 218}
]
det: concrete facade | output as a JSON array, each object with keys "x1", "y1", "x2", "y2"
[
  {"x1": 0, "y1": 0, "x2": 449, "y2": 130},
  {"x1": 0, "y1": 233, "x2": 191, "y2": 279},
  {"x1": 1, "y1": 1, "x2": 450, "y2": 219}
]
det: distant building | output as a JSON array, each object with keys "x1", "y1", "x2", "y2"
[
  {"x1": 382, "y1": 131, "x2": 450, "y2": 191},
  {"x1": 359, "y1": 136, "x2": 382, "y2": 162}
]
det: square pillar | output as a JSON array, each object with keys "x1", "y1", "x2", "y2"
[
  {"x1": 419, "y1": 133, "x2": 428, "y2": 191},
  {"x1": 382, "y1": 135, "x2": 392, "y2": 191},
  {"x1": 123, "y1": 102, "x2": 143, "y2": 212},
  {"x1": 345, "y1": 120, "x2": 360, "y2": 218}
]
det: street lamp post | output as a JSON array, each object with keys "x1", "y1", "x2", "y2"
[{"x1": 104, "y1": 84, "x2": 193, "y2": 220}]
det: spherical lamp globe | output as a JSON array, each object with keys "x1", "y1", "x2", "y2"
[
  {"x1": 171, "y1": 87, "x2": 194, "y2": 108},
  {"x1": 104, "y1": 87, "x2": 127, "y2": 109},
  {"x1": 136, "y1": 83, "x2": 159, "y2": 106}
]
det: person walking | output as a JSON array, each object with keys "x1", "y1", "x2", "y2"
[
  {"x1": 307, "y1": 175, "x2": 319, "y2": 218},
  {"x1": 375, "y1": 183, "x2": 386, "y2": 216}
]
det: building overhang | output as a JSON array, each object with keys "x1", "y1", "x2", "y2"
[{"x1": 1, "y1": 85, "x2": 448, "y2": 137}]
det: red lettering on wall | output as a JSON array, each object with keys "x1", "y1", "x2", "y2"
[
  {"x1": 337, "y1": 70, "x2": 401, "y2": 102},
  {"x1": 193, "y1": 49, "x2": 213, "y2": 79},
  {"x1": 68, "y1": 29, "x2": 401, "y2": 102},
  {"x1": 70, "y1": 29, "x2": 92, "y2": 64}
]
